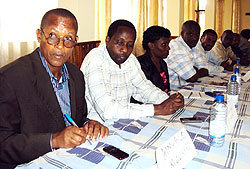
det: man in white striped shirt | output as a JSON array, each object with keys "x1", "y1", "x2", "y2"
[
  {"x1": 81, "y1": 20, "x2": 184, "y2": 123},
  {"x1": 166, "y1": 20, "x2": 209, "y2": 89}
]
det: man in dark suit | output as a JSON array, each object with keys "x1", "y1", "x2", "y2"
[{"x1": 0, "y1": 8, "x2": 108, "y2": 168}]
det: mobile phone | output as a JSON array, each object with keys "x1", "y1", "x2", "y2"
[
  {"x1": 103, "y1": 145, "x2": 129, "y2": 160},
  {"x1": 180, "y1": 117, "x2": 202, "y2": 123},
  {"x1": 205, "y1": 92, "x2": 216, "y2": 97}
]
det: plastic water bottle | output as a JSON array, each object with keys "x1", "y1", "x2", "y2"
[
  {"x1": 227, "y1": 75, "x2": 239, "y2": 110},
  {"x1": 233, "y1": 59, "x2": 241, "y2": 87},
  {"x1": 209, "y1": 95, "x2": 227, "y2": 147}
]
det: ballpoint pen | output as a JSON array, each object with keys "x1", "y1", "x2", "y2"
[
  {"x1": 188, "y1": 92, "x2": 193, "y2": 99},
  {"x1": 64, "y1": 113, "x2": 92, "y2": 145}
]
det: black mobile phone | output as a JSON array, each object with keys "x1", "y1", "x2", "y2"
[
  {"x1": 180, "y1": 117, "x2": 202, "y2": 123},
  {"x1": 103, "y1": 145, "x2": 129, "y2": 160},
  {"x1": 205, "y1": 92, "x2": 216, "y2": 97}
]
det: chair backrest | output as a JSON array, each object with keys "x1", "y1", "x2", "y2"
[{"x1": 68, "y1": 40, "x2": 101, "y2": 68}]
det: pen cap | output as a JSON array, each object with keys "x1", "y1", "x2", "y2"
[{"x1": 215, "y1": 95, "x2": 224, "y2": 102}]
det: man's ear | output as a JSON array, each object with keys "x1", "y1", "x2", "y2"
[
  {"x1": 36, "y1": 29, "x2": 42, "y2": 43},
  {"x1": 181, "y1": 31, "x2": 184, "y2": 37},
  {"x1": 148, "y1": 42, "x2": 154, "y2": 50},
  {"x1": 105, "y1": 36, "x2": 110, "y2": 44}
]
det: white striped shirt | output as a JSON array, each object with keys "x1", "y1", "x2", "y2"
[
  {"x1": 81, "y1": 44, "x2": 168, "y2": 123},
  {"x1": 165, "y1": 36, "x2": 208, "y2": 89}
]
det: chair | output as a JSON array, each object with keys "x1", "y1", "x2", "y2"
[{"x1": 69, "y1": 40, "x2": 101, "y2": 68}]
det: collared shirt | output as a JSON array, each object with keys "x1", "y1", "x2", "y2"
[
  {"x1": 195, "y1": 41, "x2": 224, "y2": 75},
  {"x1": 239, "y1": 36, "x2": 250, "y2": 58},
  {"x1": 80, "y1": 44, "x2": 168, "y2": 123},
  {"x1": 165, "y1": 36, "x2": 208, "y2": 89},
  {"x1": 38, "y1": 49, "x2": 71, "y2": 127},
  {"x1": 212, "y1": 39, "x2": 239, "y2": 61}
]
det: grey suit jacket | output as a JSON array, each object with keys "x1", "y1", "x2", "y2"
[{"x1": 0, "y1": 48, "x2": 88, "y2": 168}]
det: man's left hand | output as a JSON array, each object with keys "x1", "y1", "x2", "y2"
[{"x1": 83, "y1": 120, "x2": 109, "y2": 142}]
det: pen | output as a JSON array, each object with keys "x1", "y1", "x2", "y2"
[
  {"x1": 64, "y1": 113, "x2": 78, "y2": 127},
  {"x1": 188, "y1": 92, "x2": 193, "y2": 99},
  {"x1": 199, "y1": 92, "x2": 202, "y2": 98},
  {"x1": 64, "y1": 113, "x2": 92, "y2": 145}
]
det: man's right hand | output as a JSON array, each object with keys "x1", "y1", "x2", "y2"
[
  {"x1": 220, "y1": 60, "x2": 233, "y2": 71},
  {"x1": 154, "y1": 93, "x2": 184, "y2": 115},
  {"x1": 52, "y1": 126, "x2": 87, "y2": 149}
]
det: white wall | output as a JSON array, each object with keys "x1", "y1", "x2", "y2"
[{"x1": 58, "y1": 0, "x2": 96, "y2": 42}]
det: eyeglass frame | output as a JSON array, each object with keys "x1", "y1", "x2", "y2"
[{"x1": 40, "y1": 28, "x2": 77, "y2": 48}]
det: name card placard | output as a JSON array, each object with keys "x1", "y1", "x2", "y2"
[
  {"x1": 242, "y1": 71, "x2": 250, "y2": 82},
  {"x1": 156, "y1": 128, "x2": 197, "y2": 169}
]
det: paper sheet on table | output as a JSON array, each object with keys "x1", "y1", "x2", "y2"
[
  {"x1": 242, "y1": 71, "x2": 250, "y2": 82},
  {"x1": 226, "y1": 101, "x2": 238, "y2": 133},
  {"x1": 178, "y1": 89, "x2": 215, "y2": 101}
]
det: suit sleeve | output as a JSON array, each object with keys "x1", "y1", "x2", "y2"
[{"x1": 0, "y1": 74, "x2": 51, "y2": 167}]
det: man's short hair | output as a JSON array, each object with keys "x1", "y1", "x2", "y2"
[
  {"x1": 240, "y1": 29, "x2": 250, "y2": 40},
  {"x1": 202, "y1": 29, "x2": 217, "y2": 38},
  {"x1": 40, "y1": 8, "x2": 78, "y2": 32},
  {"x1": 222, "y1": 30, "x2": 233, "y2": 37},
  {"x1": 182, "y1": 20, "x2": 200, "y2": 32},
  {"x1": 142, "y1": 26, "x2": 171, "y2": 51},
  {"x1": 107, "y1": 19, "x2": 136, "y2": 40}
]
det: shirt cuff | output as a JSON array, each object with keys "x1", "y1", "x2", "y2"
[{"x1": 143, "y1": 104, "x2": 155, "y2": 117}]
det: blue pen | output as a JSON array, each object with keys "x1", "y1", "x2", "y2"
[
  {"x1": 64, "y1": 113, "x2": 78, "y2": 127},
  {"x1": 64, "y1": 113, "x2": 92, "y2": 145}
]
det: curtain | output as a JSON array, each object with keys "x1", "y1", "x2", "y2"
[
  {"x1": 95, "y1": 0, "x2": 112, "y2": 44},
  {"x1": 184, "y1": 0, "x2": 197, "y2": 22},
  {"x1": 215, "y1": 0, "x2": 224, "y2": 37},
  {"x1": 232, "y1": 0, "x2": 240, "y2": 33},
  {"x1": 0, "y1": 0, "x2": 58, "y2": 68},
  {"x1": 95, "y1": 0, "x2": 162, "y2": 57},
  {"x1": 133, "y1": 0, "x2": 160, "y2": 56}
]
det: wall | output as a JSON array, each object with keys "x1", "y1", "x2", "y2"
[
  {"x1": 240, "y1": 0, "x2": 250, "y2": 30},
  {"x1": 58, "y1": 0, "x2": 96, "y2": 42},
  {"x1": 204, "y1": 0, "x2": 215, "y2": 30},
  {"x1": 166, "y1": 0, "x2": 184, "y2": 36}
]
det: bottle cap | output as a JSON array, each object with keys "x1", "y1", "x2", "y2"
[
  {"x1": 216, "y1": 95, "x2": 224, "y2": 102},
  {"x1": 236, "y1": 59, "x2": 240, "y2": 64},
  {"x1": 234, "y1": 68, "x2": 239, "y2": 74},
  {"x1": 231, "y1": 75, "x2": 237, "y2": 81}
]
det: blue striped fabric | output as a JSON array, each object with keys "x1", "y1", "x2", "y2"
[
  {"x1": 16, "y1": 67, "x2": 250, "y2": 169},
  {"x1": 38, "y1": 49, "x2": 71, "y2": 126}
]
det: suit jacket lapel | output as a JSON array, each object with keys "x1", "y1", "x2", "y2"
[{"x1": 31, "y1": 49, "x2": 65, "y2": 129}]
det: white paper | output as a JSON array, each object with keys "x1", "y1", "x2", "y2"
[
  {"x1": 242, "y1": 71, "x2": 250, "y2": 82},
  {"x1": 156, "y1": 128, "x2": 197, "y2": 169},
  {"x1": 226, "y1": 102, "x2": 238, "y2": 133}
]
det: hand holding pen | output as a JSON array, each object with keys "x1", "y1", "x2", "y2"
[
  {"x1": 64, "y1": 113, "x2": 92, "y2": 145},
  {"x1": 64, "y1": 113, "x2": 109, "y2": 144}
]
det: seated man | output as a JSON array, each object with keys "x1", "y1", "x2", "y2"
[
  {"x1": 212, "y1": 30, "x2": 239, "y2": 64},
  {"x1": 80, "y1": 20, "x2": 184, "y2": 123},
  {"x1": 239, "y1": 29, "x2": 250, "y2": 58},
  {"x1": 231, "y1": 33, "x2": 249, "y2": 66},
  {"x1": 166, "y1": 20, "x2": 209, "y2": 89},
  {"x1": 0, "y1": 8, "x2": 108, "y2": 168},
  {"x1": 195, "y1": 29, "x2": 232, "y2": 73}
]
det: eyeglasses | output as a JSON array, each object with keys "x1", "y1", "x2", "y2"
[{"x1": 40, "y1": 28, "x2": 77, "y2": 48}]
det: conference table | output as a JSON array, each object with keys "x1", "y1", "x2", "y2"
[{"x1": 16, "y1": 67, "x2": 250, "y2": 169}]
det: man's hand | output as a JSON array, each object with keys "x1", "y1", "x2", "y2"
[
  {"x1": 83, "y1": 120, "x2": 109, "y2": 142},
  {"x1": 220, "y1": 61, "x2": 233, "y2": 71},
  {"x1": 154, "y1": 93, "x2": 184, "y2": 115},
  {"x1": 52, "y1": 126, "x2": 87, "y2": 149}
]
